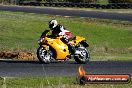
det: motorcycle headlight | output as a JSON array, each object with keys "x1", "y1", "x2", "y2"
[{"x1": 38, "y1": 38, "x2": 44, "y2": 44}]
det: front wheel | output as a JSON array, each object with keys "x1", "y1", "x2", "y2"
[
  {"x1": 74, "y1": 47, "x2": 90, "y2": 64},
  {"x1": 37, "y1": 46, "x2": 53, "y2": 64}
]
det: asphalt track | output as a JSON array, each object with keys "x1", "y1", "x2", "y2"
[
  {"x1": 0, "y1": 60, "x2": 132, "y2": 77},
  {"x1": 0, "y1": 5, "x2": 132, "y2": 22}
]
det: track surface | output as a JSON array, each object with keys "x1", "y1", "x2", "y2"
[
  {"x1": 0, "y1": 60, "x2": 132, "y2": 77},
  {"x1": 0, "y1": 5, "x2": 132, "y2": 22}
]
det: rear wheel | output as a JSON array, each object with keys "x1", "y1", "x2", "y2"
[
  {"x1": 37, "y1": 46, "x2": 53, "y2": 64},
  {"x1": 74, "y1": 47, "x2": 90, "y2": 64}
]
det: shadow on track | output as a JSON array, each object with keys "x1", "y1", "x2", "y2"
[
  {"x1": 1, "y1": 59, "x2": 132, "y2": 65},
  {"x1": 0, "y1": 59, "x2": 82, "y2": 64}
]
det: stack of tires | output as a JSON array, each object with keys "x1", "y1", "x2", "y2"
[
  {"x1": 108, "y1": 0, "x2": 132, "y2": 8},
  {"x1": 108, "y1": 0, "x2": 132, "y2": 3}
]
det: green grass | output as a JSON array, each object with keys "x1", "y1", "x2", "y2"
[
  {"x1": 0, "y1": 77, "x2": 75, "y2": 88},
  {"x1": 97, "y1": 0, "x2": 108, "y2": 4},
  {"x1": 0, "y1": 77, "x2": 132, "y2": 88},
  {"x1": 0, "y1": 11, "x2": 132, "y2": 60}
]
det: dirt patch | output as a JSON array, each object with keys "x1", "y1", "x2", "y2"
[{"x1": 0, "y1": 51, "x2": 37, "y2": 60}]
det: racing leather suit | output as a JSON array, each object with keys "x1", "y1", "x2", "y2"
[{"x1": 51, "y1": 25, "x2": 75, "y2": 54}]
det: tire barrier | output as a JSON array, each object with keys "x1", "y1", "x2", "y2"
[{"x1": 19, "y1": 2, "x2": 132, "y2": 9}]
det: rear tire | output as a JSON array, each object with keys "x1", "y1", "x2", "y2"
[
  {"x1": 74, "y1": 47, "x2": 90, "y2": 64},
  {"x1": 37, "y1": 46, "x2": 53, "y2": 64}
]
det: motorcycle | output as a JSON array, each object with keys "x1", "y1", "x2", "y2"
[{"x1": 37, "y1": 30, "x2": 90, "y2": 64}]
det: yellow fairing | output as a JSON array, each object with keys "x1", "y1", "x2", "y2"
[
  {"x1": 45, "y1": 36, "x2": 69, "y2": 60},
  {"x1": 70, "y1": 36, "x2": 86, "y2": 45}
]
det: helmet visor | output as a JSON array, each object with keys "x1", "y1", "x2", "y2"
[{"x1": 49, "y1": 23, "x2": 54, "y2": 29}]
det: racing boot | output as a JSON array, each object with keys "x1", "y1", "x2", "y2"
[{"x1": 67, "y1": 43, "x2": 75, "y2": 55}]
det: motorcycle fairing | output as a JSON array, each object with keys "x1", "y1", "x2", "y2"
[
  {"x1": 70, "y1": 36, "x2": 86, "y2": 45},
  {"x1": 43, "y1": 37, "x2": 69, "y2": 60}
]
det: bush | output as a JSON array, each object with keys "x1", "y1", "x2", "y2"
[{"x1": 108, "y1": 0, "x2": 132, "y2": 3}]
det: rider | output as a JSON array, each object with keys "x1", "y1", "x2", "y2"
[{"x1": 48, "y1": 19, "x2": 75, "y2": 54}]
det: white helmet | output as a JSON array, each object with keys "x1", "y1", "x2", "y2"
[{"x1": 49, "y1": 20, "x2": 58, "y2": 29}]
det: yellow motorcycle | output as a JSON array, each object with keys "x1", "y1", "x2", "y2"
[{"x1": 37, "y1": 30, "x2": 90, "y2": 64}]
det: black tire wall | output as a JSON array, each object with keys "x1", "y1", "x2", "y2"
[{"x1": 108, "y1": 0, "x2": 132, "y2": 3}]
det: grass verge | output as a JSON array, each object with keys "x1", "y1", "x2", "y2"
[
  {"x1": 0, "y1": 77, "x2": 132, "y2": 88},
  {"x1": 0, "y1": 11, "x2": 132, "y2": 60}
]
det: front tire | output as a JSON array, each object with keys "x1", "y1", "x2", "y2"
[
  {"x1": 37, "y1": 46, "x2": 53, "y2": 64},
  {"x1": 74, "y1": 47, "x2": 90, "y2": 64}
]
